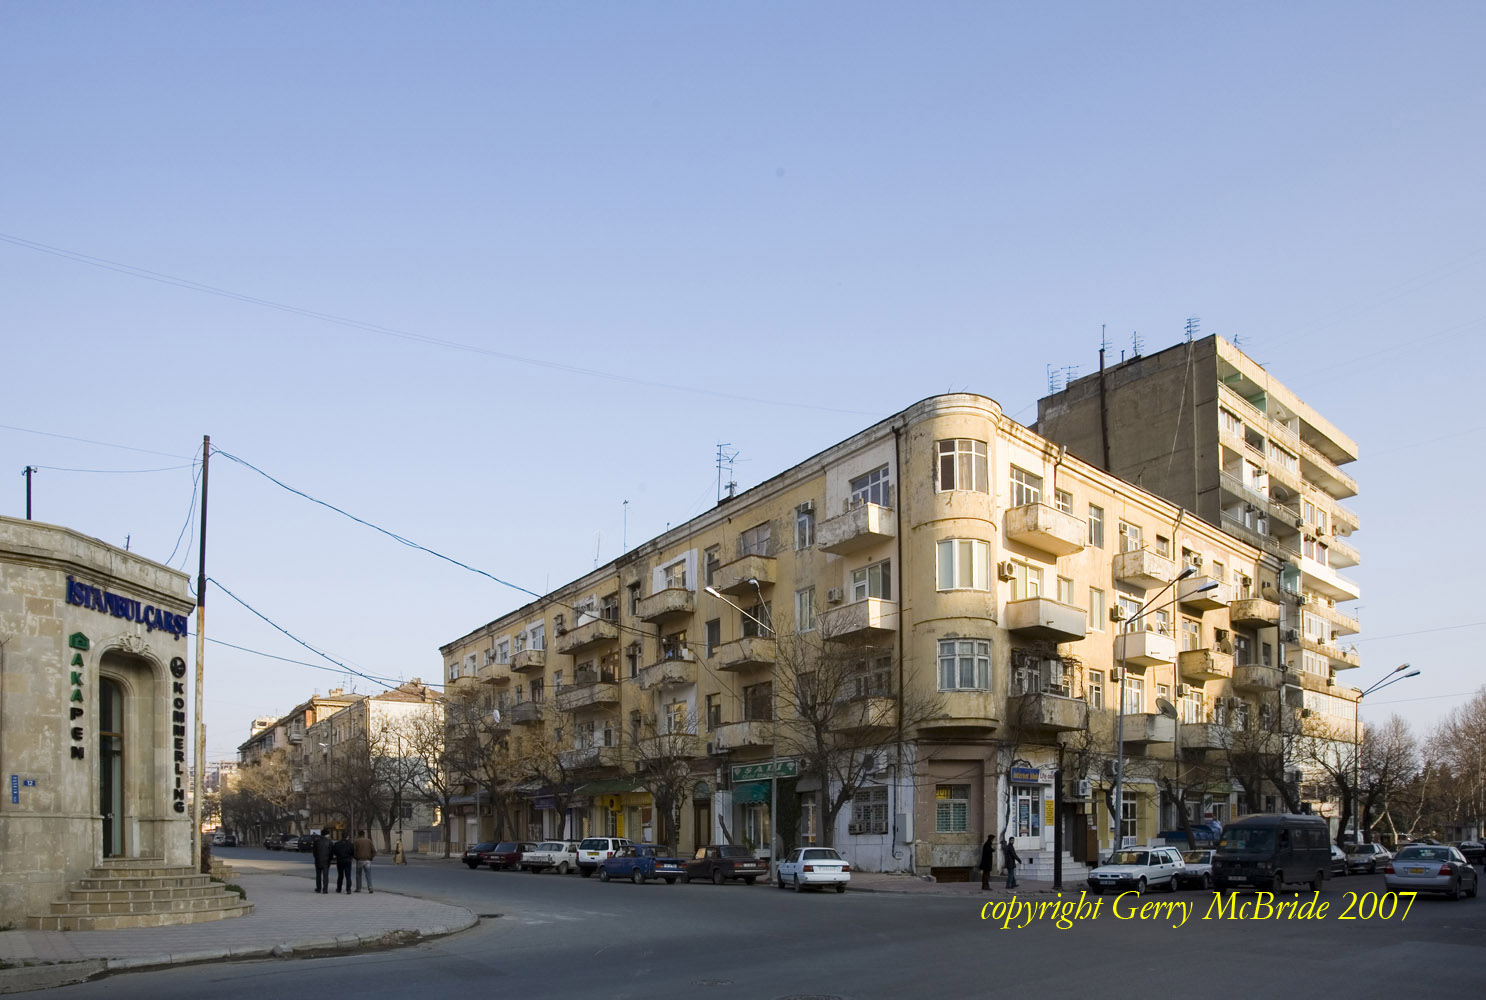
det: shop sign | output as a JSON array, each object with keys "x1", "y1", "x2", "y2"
[
  {"x1": 1010, "y1": 766, "x2": 1042, "y2": 784},
  {"x1": 730, "y1": 759, "x2": 798, "y2": 782},
  {"x1": 65, "y1": 576, "x2": 188, "y2": 639},
  {"x1": 68, "y1": 633, "x2": 88, "y2": 760},
  {"x1": 170, "y1": 657, "x2": 187, "y2": 813}
]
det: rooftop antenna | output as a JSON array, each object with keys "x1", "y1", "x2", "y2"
[
  {"x1": 716, "y1": 442, "x2": 738, "y2": 501},
  {"x1": 1131, "y1": 330, "x2": 1144, "y2": 357},
  {"x1": 594, "y1": 531, "x2": 601, "y2": 569},
  {"x1": 1232, "y1": 333, "x2": 1243, "y2": 351},
  {"x1": 1185, "y1": 316, "x2": 1200, "y2": 342},
  {"x1": 622, "y1": 500, "x2": 629, "y2": 553},
  {"x1": 1100, "y1": 324, "x2": 1110, "y2": 354},
  {"x1": 1047, "y1": 364, "x2": 1063, "y2": 395}
]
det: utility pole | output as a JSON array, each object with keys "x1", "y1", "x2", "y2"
[{"x1": 192, "y1": 436, "x2": 210, "y2": 870}]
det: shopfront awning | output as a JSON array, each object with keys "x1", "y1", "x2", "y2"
[{"x1": 575, "y1": 779, "x2": 642, "y2": 796}]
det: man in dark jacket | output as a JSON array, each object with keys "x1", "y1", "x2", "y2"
[
  {"x1": 311, "y1": 828, "x2": 334, "y2": 893},
  {"x1": 1002, "y1": 836, "x2": 1020, "y2": 890},
  {"x1": 979, "y1": 834, "x2": 997, "y2": 891},
  {"x1": 332, "y1": 831, "x2": 356, "y2": 893}
]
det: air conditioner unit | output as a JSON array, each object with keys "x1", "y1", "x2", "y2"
[
  {"x1": 1301, "y1": 708, "x2": 1314, "y2": 718},
  {"x1": 847, "y1": 822, "x2": 864, "y2": 835},
  {"x1": 801, "y1": 500, "x2": 815, "y2": 513},
  {"x1": 1102, "y1": 759, "x2": 1117, "y2": 777},
  {"x1": 705, "y1": 742, "x2": 717, "y2": 755},
  {"x1": 1177, "y1": 684, "x2": 1193, "y2": 697},
  {"x1": 826, "y1": 587, "x2": 844, "y2": 604},
  {"x1": 1294, "y1": 518, "x2": 1305, "y2": 529},
  {"x1": 1326, "y1": 677, "x2": 1335, "y2": 686},
  {"x1": 1109, "y1": 606, "x2": 1127, "y2": 622},
  {"x1": 996, "y1": 561, "x2": 1016, "y2": 581},
  {"x1": 1075, "y1": 779, "x2": 1092, "y2": 799},
  {"x1": 862, "y1": 751, "x2": 887, "y2": 774},
  {"x1": 1191, "y1": 555, "x2": 1203, "y2": 567}
]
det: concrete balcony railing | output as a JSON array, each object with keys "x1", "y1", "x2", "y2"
[
  {"x1": 715, "y1": 636, "x2": 776, "y2": 671},
  {"x1": 558, "y1": 746, "x2": 621, "y2": 771},
  {"x1": 830, "y1": 697, "x2": 897, "y2": 734},
  {"x1": 1308, "y1": 600, "x2": 1360, "y2": 636},
  {"x1": 714, "y1": 554, "x2": 777, "y2": 596},
  {"x1": 1325, "y1": 534, "x2": 1360, "y2": 569},
  {"x1": 479, "y1": 668, "x2": 512, "y2": 686},
  {"x1": 554, "y1": 681, "x2": 621, "y2": 713},
  {"x1": 1007, "y1": 692, "x2": 1088, "y2": 732},
  {"x1": 816, "y1": 503, "x2": 895, "y2": 556},
  {"x1": 555, "y1": 619, "x2": 620, "y2": 655},
  {"x1": 1112, "y1": 548, "x2": 1177, "y2": 590},
  {"x1": 1004, "y1": 597, "x2": 1087, "y2": 643},
  {"x1": 1299, "y1": 636, "x2": 1361, "y2": 670},
  {"x1": 1178, "y1": 647, "x2": 1234, "y2": 683},
  {"x1": 636, "y1": 732, "x2": 702, "y2": 759},
  {"x1": 1177, "y1": 576, "x2": 1233, "y2": 612},
  {"x1": 1229, "y1": 598, "x2": 1282, "y2": 628},
  {"x1": 1299, "y1": 557, "x2": 1361, "y2": 603},
  {"x1": 1232, "y1": 664, "x2": 1283, "y2": 693},
  {"x1": 1180, "y1": 723, "x2": 1231, "y2": 751},
  {"x1": 1297, "y1": 438, "x2": 1358, "y2": 499},
  {"x1": 1121, "y1": 713, "x2": 1175, "y2": 746},
  {"x1": 1114, "y1": 627, "x2": 1177, "y2": 666},
  {"x1": 635, "y1": 588, "x2": 695, "y2": 624},
  {"x1": 636, "y1": 655, "x2": 698, "y2": 691},
  {"x1": 713, "y1": 719, "x2": 773, "y2": 750},
  {"x1": 510, "y1": 701, "x2": 544, "y2": 725},
  {"x1": 820, "y1": 598, "x2": 898, "y2": 642},
  {"x1": 510, "y1": 649, "x2": 547, "y2": 673},
  {"x1": 1004, "y1": 503, "x2": 1085, "y2": 557}
]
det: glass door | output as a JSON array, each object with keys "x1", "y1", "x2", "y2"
[{"x1": 100, "y1": 679, "x2": 124, "y2": 857}]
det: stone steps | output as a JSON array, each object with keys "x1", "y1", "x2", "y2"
[
  {"x1": 27, "y1": 860, "x2": 254, "y2": 930},
  {"x1": 1017, "y1": 851, "x2": 1091, "y2": 882}
]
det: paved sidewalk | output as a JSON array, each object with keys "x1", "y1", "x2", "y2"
[
  {"x1": 0, "y1": 867, "x2": 476, "y2": 994},
  {"x1": 846, "y1": 871, "x2": 1063, "y2": 896}
]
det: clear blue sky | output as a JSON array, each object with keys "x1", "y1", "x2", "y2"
[{"x1": 4, "y1": 2, "x2": 1482, "y2": 761}]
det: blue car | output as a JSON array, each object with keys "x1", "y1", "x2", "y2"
[{"x1": 597, "y1": 844, "x2": 687, "y2": 884}]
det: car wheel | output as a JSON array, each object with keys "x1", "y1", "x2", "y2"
[
  {"x1": 1368, "y1": 861, "x2": 1376, "y2": 875},
  {"x1": 665, "y1": 878, "x2": 676, "y2": 884},
  {"x1": 581, "y1": 868, "x2": 593, "y2": 878},
  {"x1": 1091, "y1": 885, "x2": 1104, "y2": 895},
  {"x1": 632, "y1": 869, "x2": 646, "y2": 885},
  {"x1": 712, "y1": 869, "x2": 725, "y2": 886},
  {"x1": 1449, "y1": 878, "x2": 1462, "y2": 901},
  {"x1": 556, "y1": 862, "x2": 570, "y2": 875},
  {"x1": 680, "y1": 872, "x2": 690, "y2": 884},
  {"x1": 744, "y1": 877, "x2": 757, "y2": 885},
  {"x1": 599, "y1": 868, "x2": 610, "y2": 882},
  {"x1": 776, "y1": 875, "x2": 787, "y2": 890},
  {"x1": 1136, "y1": 878, "x2": 1146, "y2": 894},
  {"x1": 836, "y1": 883, "x2": 847, "y2": 894},
  {"x1": 793, "y1": 875, "x2": 804, "y2": 892},
  {"x1": 1166, "y1": 875, "x2": 1178, "y2": 893},
  {"x1": 465, "y1": 862, "x2": 478, "y2": 869},
  {"x1": 1310, "y1": 871, "x2": 1324, "y2": 892},
  {"x1": 1272, "y1": 872, "x2": 1284, "y2": 893},
  {"x1": 1201, "y1": 873, "x2": 1212, "y2": 890}
]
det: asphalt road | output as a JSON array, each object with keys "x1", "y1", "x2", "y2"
[{"x1": 42, "y1": 848, "x2": 1486, "y2": 1000}]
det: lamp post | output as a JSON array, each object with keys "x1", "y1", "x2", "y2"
[
  {"x1": 705, "y1": 584, "x2": 779, "y2": 881},
  {"x1": 1352, "y1": 663, "x2": 1419, "y2": 845}
]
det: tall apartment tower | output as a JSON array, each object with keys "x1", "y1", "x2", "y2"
[{"x1": 1035, "y1": 334, "x2": 1362, "y2": 688}]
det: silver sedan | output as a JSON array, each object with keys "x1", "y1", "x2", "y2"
[{"x1": 1384, "y1": 846, "x2": 1479, "y2": 900}]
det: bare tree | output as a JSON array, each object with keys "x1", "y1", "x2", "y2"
[
  {"x1": 442, "y1": 684, "x2": 519, "y2": 842},
  {"x1": 512, "y1": 721, "x2": 587, "y2": 841},
  {"x1": 628, "y1": 711, "x2": 700, "y2": 850},
  {"x1": 222, "y1": 748, "x2": 299, "y2": 841},
  {"x1": 400, "y1": 705, "x2": 454, "y2": 855},
  {"x1": 1426, "y1": 688, "x2": 1486, "y2": 838}
]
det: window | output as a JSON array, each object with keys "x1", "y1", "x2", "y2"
[
  {"x1": 666, "y1": 701, "x2": 688, "y2": 734},
  {"x1": 663, "y1": 561, "x2": 687, "y2": 590},
  {"x1": 529, "y1": 624, "x2": 545, "y2": 650},
  {"x1": 626, "y1": 642, "x2": 641, "y2": 678},
  {"x1": 743, "y1": 682, "x2": 773, "y2": 722},
  {"x1": 936, "y1": 538, "x2": 990, "y2": 590},
  {"x1": 704, "y1": 546, "x2": 720, "y2": 587},
  {"x1": 1008, "y1": 561, "x2": 1042, "y2": 601},
  {"x1": 1088, "y1": 588, "x2": 1106, "y2": 632},
  {"x1": 1155, "y1": 535, "x2": 1171, "y2": 557},
  {"x1": 1182, "y1": 547, "x2": 1199, "y2": 572},
  {"x1": 1182, "y1": 690, "x2": 1201, "y2": 724},
  {"x1": 1014, "y1": 785, "x2": 1042, "y2": 838},
  {"x1": 553, "y1": 668, "x2": 564, "y2": 692},
  {"x1": 1261, "y1": 641, "x2": 1273, "y2": 667},
  {"x1": 1119, "y1": 521, "x2": 1142, "y2": 552},
  {"x1": 531, "y1": 678, "x2": 545, "y2": 704},
  {"x1": 1088, "y1": 505, "x2": 1105, "y2": 548},
  {"x1": 496, "y1": 639, "x2": 509, "y2": 663},
  {"x1": 1302, "y1": 650, "x2": 1328, "y2": 676},
  {"x1": 1121, "y1": 800, "x2": 1138, "y2": 845},
  {"x1": 1156, "y1": 682, "x2": 1170, "y2": 706},
  {"x1": 1122, "y1": 674, "x2": 1145, "y2": 715},
  {"x1": 739, "y1": 522, "x2": 771, "y2": 558},
  {"x1": 795, "y1": 588, "x2": 816, "y2": 632},
  {"x1": 1009, "y1": 466, "x2": 1042, "y2": 507},
  {"x1": 1150, "y1": 607, "x2": 1171, "y2": 636},
  {"x1": 938, "y1": 638, "x2": 991, "y2": 691},
  {"x1": 795, "y1": 503, "x2": 815, "y2": 550},
  {"x1": 600, "y1": 593, "x2": 619, "y2": 621},
  {"x1": 705, "y1": 619, "x2": 721, "y2": 657},
  {"x1": 851, "y1": 786, "x2": 889, "y2": 835},
  {"x1": 627, "y1": 582, "x2": 641, "y2": 617},
  {"x1": 1054, "y1": 489, "x2": 1073, "y2": 514},
  {"x1": 705, "y1": 694, "x2": 722, "y2": 732},
  {"x1": 1182, "y1": 619, "x2": 1201, "y2": 651},
  {"x1": 852, "y1": 655, "x2": 892, "y2": 697},
  {"x1": 1057, "y1": 576, "x2": 1075, "y2": 606},
  {"x1": 1234, "y1": 701, "x2": 1250, "y2": 731},
  {"x1": 742, "y1": 601, "x2": 771, "y2": 638},
  {"x1": 661, "y1": 630, "x2": 687, "y2": 660},
  {"x1": 1221, "y1": 407, "x2": 1242, "y2": 437},
  {"x1": 1012, "y1": 648, "x2": 1069, "y2": 696},
  {"x1": 1211, "y1": 561, "x2": 1225, "y2": 583},
  {"x1": 936, "y1": 439, "x2": 988, "y2": 493},
  {"x1": 1087, "y1": 670, "x2": 1104, "y2": 709},
  {"x1": 800, "y1": 798, "x2": 819, "y2": 844},
  {"x1": 850, "y1": 465, "x2": 893, "y2": 507},
  {"x1": 935, "y1": 784, "x2": 970, "y2": 834},
  {"x1": 852, "y1": 559, "x2": 892, "y2": 601}
]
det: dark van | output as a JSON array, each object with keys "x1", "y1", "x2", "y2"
[{"x1": 1213, "y1": 814, "x2": 1331, "y2": 892}]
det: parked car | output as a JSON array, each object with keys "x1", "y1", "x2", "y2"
[
  {"x1": 1452, "y1": 841, "x2": 1485, "y2": 865},
  {"x1": 1158, "y1": 828, "x2": 1218, "y2": 848},
  {"x1": 1384, "y1": 845, "x2": 1479, "y2": 900},
  {"x1": 685, "y1": 845, "x2": 768, "y2": 885},
  {"x1": 265, "y1": 832, "x2": 295, "y2": 851},
  {"x1": 1176, "y1": 849, "x2": 1215, "y2": 889},
  {"x1": 218, "y1": 832, "x2": 237, "y2": 847},
  {"x1": 577, "y1": 837, "x2": 633, "y2": 877},
  {"x1": 1212, "y1": 813, "x2": 1331, "y2": 891},
  {"x1": 776, "y1": 847, "x2": 851, "y2": 893},
  {"x1": 598, "y1": 844, "x2": 687, "y2": 884},
  {"x1": 1345, "y1": 842, "x2": 1392, "y2": 874},
  {"x1": 521, "y1": 841, "x2": 581, "y2": 874},
  {"x1": 1087, "y1": 847, "x2": 1184, "y2": 894},
  {"x1": 1330, "y1": 844, "x2": 1348, "y2": 877},
  {"x1": 487, "y1": 842, "x2": 537, "y2": 870},
  {"x1": 296, "y1": 833, "x2": 317, "y2": 853},
  {"x1": 462, "y1": 842, "x2": 498, "y2": 869}
]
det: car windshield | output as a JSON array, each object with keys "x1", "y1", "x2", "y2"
[
  {"x1": 1396, "y1": 847, "x2": 1449, "y2": 862},
  {"x1": 1109, "y1": 851, "x2": 1149, "y2": 866},
  {"x1": 538, "y1": 843, "x2": 562, "y2": 851},
  {"x1": 718, "y1": 845, "x2": 753, "y2": 858},
  {"x1": 802, "y1": 849, "x2": 843, "y2": 861},
  {"x1": 1182, "y1": 851, "x2": 1210, "y2": 864},
  {"x1": 1219, "y1": 828, "x2": 1275, "y2": 853},
  {"x1": 1344, "y1": 844, "x2": 1376, "y2": 855},
  {"x1": 493, "y1": 843, "x2": 517, "y2": 852},
  {"x1": 469, "y1": 842, "x2": 495, "y2": 852},
  {"x1": 580, "y1": 839, "x2": 607, "y2": 850}
]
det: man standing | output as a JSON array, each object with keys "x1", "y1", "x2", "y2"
[
  {"x1": 979, "y1": 834, "x2": 997, "y2": 891},
  {"x1": 1002, "y1": 836, "x2": 1020, "y2": 891},
  {"x1": 332, "y1": 830, "x2": 356, "y2": 894},
  {"x1": 352, "y1": 829, "x2": 377, "y2": 893},
  {"x1": 312, "y1": 827, "x2": 334, "y2": 894}
]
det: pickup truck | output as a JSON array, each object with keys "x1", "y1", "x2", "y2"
[
  {"x1": 684, "y1": 845, "x2": 768, "y2": 885},
  {"x1": 598, "y1": 844, "x2": 688, "y2": 884}
]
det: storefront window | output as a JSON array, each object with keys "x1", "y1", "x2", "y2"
[{"x1": 1014, "y1": 785, "x2": 1042, "y2": 839}]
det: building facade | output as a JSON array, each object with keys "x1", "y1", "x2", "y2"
[{"x1": 441, "y1": 393, "x2": 1361, "y2": 876}]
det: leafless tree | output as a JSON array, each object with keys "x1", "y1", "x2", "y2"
[
  {"x1": 400, "y1": 705, "x2": 455, "y2": 855},
  {"x1": 627, "y1": 711, "x2": 699, "y2": 850},
  {"x1": 222, "y1": 748, "x2": 299, "y2": 841},
  {"x1": 442, "y1": 684, "x2": 519, "y2": 841},
  {"x1": 512, "y1": 721, "x2": 586, "y2": 841}
]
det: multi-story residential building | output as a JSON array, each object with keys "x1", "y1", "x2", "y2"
[
  {"x1": 441, "y1": 393, "x2": 1359, "y2": 877},
  {"x1": 236, "y1": 691, "x2": 360, "y2": 766}
]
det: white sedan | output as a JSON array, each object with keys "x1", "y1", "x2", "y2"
[
  {"x1": 777, "y1": 847, "x2": 852, "y2": 893},
  {"x1": 1086, "y1": 847, "x2": 1184, "y2": 894}
]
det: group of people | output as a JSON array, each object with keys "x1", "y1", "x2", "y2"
[
  {"x1": 980, "y1": 834, "x2": 1021, "y2": 891},
  {"x1": 307, "y1": 828, "x2": 378, "y2": 894}
]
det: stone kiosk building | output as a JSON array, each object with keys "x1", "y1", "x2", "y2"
[{"x1": 0, "y1": 515, "x2": 249, "y2": 928}]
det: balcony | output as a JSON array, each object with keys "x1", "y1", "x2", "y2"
[
  {"x1": 1180, "y1": 723, "x2": 1231, "y2": 752},
  {"x1": 1114, "y1": 627, "x2": 1177, "y2": 666},
  {"x1": 1229, "y1": 598, "x2": 1282, "y2": 628},
  {"x1": 1325, "y1": 534, "x2": 1360, "y2": 569},
  {"x1": 637, "y1": 655, "x2": 698, "y2": 690},
  {"x1": 479, "y1": 668, "x2": 512, "y2": 687},
  {"x1": 1004, "y1": 597, "x2": 1087, "y2": 643},
  {"x1": 510, "y1": 701, "x2": 544, "y2": 725},
  {"x1": 635, "y1": 588, "x2": 695, "y2": 624},
  {"x1": 713, "y1": 719, "x2": 773, "y2": 750},
  {"x1": 831, "y1": 697, "x2": 897, "y2": 734},
  {"x1": 817, "y1": 502, "x2": 895, "y2": 555},
  {"x1": 1113, "y1": 548, "x2": 1177, "y2": 590},
  {"x1": 1122, "y1": 713, "x2": 1175, "y2": 747},
  {"x1": 1299, "y1": 636, "x2": 1361, "y2": 670},
  {"x1": 1007, "y1": 692, "x2": 1088, "y2": 732},
  {"x1": 559, "y1": 746, "x2": 621, "y2": 770},
  {"x1": 820, "y1": 598, "x2": 898, "y2": 642},
  {"x1": 555, "y1": 618, "x2": 620, "y2": 655},
  {"x1": 1297, "y1": 438, "x2": 1358, "y2": 499},
  {"x1": 714, "y1": 554, "x2": 777, "y2": 596},
  {"x1": 555, "y1": 681, "x2": 621, "y2": 712},
  {"x1": 1232, "y1": 664, "x2": 1283, "y2": 692},
  {"x1": 510, "y1": 649, "x2": 546, "y2": 673},
  {"x1": 1177, "y1": 576, "x2": 1233, "y2": 612},
  {"x1": 1178, "y1": 647, "x2": 1234, "y2": 683},
  {"x1": 636, "y1": 732, "x2": 702, "y2": 759},
  {"x1": 1004, "y1": 503, "x2": 1085, "y2": 557},
  {"x1": 715, "y1": 636, "x2": 776, "y2": 671},
  {"x1": 1299, "y1": 557, "x2": 1361, "y2": 603},
  {"x1": 1308, "y1": 600, "x2": 1360, "y2": 636}
]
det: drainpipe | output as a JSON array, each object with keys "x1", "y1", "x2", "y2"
[{"x1": 891, "y1": 423, "x2": 907, "y2": 870}]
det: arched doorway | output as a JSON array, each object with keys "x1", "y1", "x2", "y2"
[{"x1": 100, "y1": 677, "x2": 124, "y2": 857}]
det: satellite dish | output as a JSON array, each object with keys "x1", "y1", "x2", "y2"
[{"x1": 1156, "y1": 696, "x2": 1178, "y2": 719}]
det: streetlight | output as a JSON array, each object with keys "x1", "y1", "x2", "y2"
[
  {"x1": 1352, "y1": 663, "x2": 1420, "y2": 845},
  {"x1": 704, "y1": 584, "x2": 780, "y2": 881},
  {"x1": 1113, "y1": 566, "x2": 1216, "y2": 855}
]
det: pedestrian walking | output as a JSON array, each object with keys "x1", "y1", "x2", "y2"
[
  {"x1": 333, "y1": 830, "x2": 355, "y2": 894},
  {"x1": 353, "y1": 829, "x2": 377, "y2": 893},
  {"x1": 311, "y1": 828, "x2": 334, "y2": 894},
  {"x1": 979, "y1": 834, "x2": 997, "y2": 891},
  {"x1": 1002, "y1": 836, "x2": 1020, "y2": 890}
]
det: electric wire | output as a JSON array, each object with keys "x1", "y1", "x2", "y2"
[
  {"x1": 0, "y1": 421, "x2": 194, "y2": 460},
  {"x1": 167, "y1": 448, "x2": 205, "y2": 567},
  {"x1": 30, "y1": 463, "x2": 196, "y2": 474}
]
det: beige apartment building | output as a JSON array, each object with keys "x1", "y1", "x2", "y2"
[{"x1": 442, "y1": 392, "x2": 1360, "y2": 878}]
